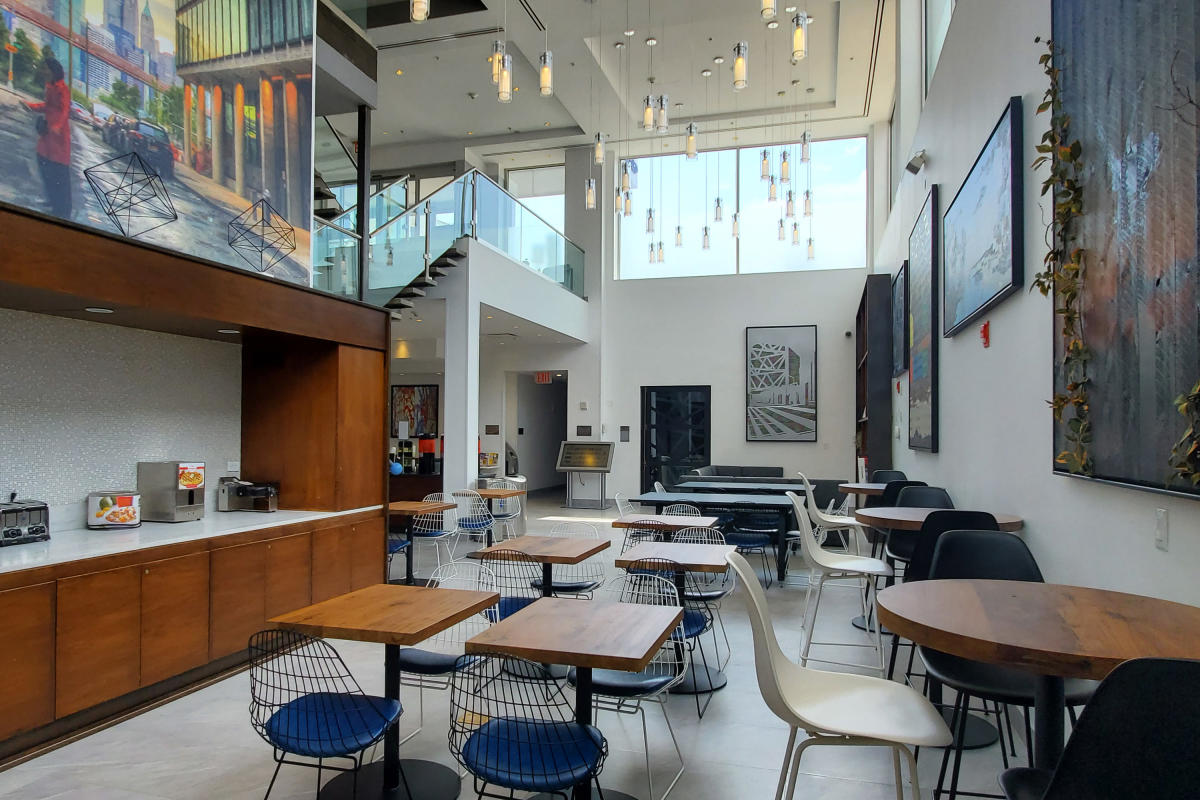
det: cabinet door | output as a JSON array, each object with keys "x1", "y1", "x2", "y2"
[
  {"x1": 141, "y1": 552, "x2": 211, "y2": 687},
  {"x1": 311, "y1": 524, "x2": 352, "y2": 602},
  {"x1": 56, "y1": 566, "x2": 141, "y2": 718},
  {"x1": 0, "y1": 582, "x2": 55, "y2": 739},
  {"x1": 210, "y1": 541, "x2": 268, "y2": 659},
  {"x1": 349, "y1": 517, "x2": 385, "y2": 591},
  {"x1": 265, "y1": 532, "x2": 312, "y2": 619}
]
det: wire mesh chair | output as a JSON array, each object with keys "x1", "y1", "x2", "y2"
[
  {"x1": 567, "y1": 573, "x2": 688, "y2": 800},
  {"x1": 452, "y1": 489, "x2": 495, "y2": 545},
  {"x1": 673, "y1": 526, "x2": 735, "y2": 669},
  {"x1": 248, "y1": 629, "x2": 406, "y2": 800},
  {"x1": 653, "y1": 480, "x2": 667, "y2": 492},
  {"x1": 409, "y1": 492, "x2": 460, "y2": 579},
  {"x1": 477, "y1": 548, "x2": 541, "y2": 622},
  {"x1": 663, "y1": 503, "x2": 701, "y2": 517},
  {"x1": 727, "y1": 509, "x2": 778, "y2": 589},
  {"x1": 485, "y1": 478, "x2": 523, "y2": 541},
  {"x1": 396, "y1": 561, "x2": 497, "y2": 746},
  {"x1": 449, "y1": 653, "x2": 608, "y2": 800},
  {"x1": 615, "y1": 491, "x2": 636, "y2": 517},
  {"x1": 530, "y1": 522, "x2": 605, "y2": 598},
  {"x1": 622, "y1": 519, "x2": 665, "y2": 555},
  {"x1": 385, "y1": 532, "x2": 411, "y2": 583}
]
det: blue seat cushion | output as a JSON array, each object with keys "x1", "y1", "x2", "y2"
[
  {"x1": 486, "y1": 595, "x2": 536, "y2": 623},
  {"x1": 726, "y1": 531, "x2": 772, "y2": 548},
  {"x1": 530, "y1": 578, "x2": 602, "y2": 595},
  {"x1": 412, "y1": 528, "x2": 451, "y2": 538},
  {"x1": 672, "y1": 609, "x2": 709, "y2": 640},
  {"x1": 684, "y1": 586, "x2": 731, "y2": 602},
  {"x1": 387, "y1": 538, "x2": 411, "y2": 554},
  {"x1": 567, "y1": 667, "x2": 676, "y2": 698},
  {"x1": 459, "y1": 515, "x2": 493, "y2": 530},
  {"x1": 265, "y1": 692, "x2": 401, "y2": 758},
  {"x1": 461, "y1": 717, "x2": 605, "y2": 793},
  {"x1": 395, "y1": 648, "x2": 467, "y2": 675}
]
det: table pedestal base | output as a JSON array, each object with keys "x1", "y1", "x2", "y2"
[
  {"x1": 940, "y1": 709, "x2": 1000, "y2": 750},
  {"x1": 851, "y1": 614, "x2": 892, "y2": 636},
  {"x1": 531, "y1": 791, "x2": 639, "y2": 800},
  {"x1": 317, "y1": 759, "x2": 460, "y2": 800},
  {"x1": 669, "y1": 664, "x2": 727, "y2": 694}
]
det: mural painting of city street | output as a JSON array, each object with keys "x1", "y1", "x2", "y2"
[
  {"x1": 0, "y1": 0, "x2": 314, "y2": 284},
  {"x1": 746, "y1": 325, "x2": 818, "y2": 442}
]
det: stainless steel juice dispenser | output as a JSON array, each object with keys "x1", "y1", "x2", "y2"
[{"x1": 136, "y1": 461, "x2": 206, "y2": 522}]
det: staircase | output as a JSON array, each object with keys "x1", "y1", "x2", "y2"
[{"x1": 385, "y1": 238, "x2": 468, "y2": 309}]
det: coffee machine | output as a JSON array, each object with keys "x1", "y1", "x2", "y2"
[{"x1": 137, "y1": 461, "x2": 206, "y2": 522}]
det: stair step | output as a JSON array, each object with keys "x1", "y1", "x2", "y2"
[
  {"x1": 383, "y1": 295, "x2": 414, "y2": 310},
  {"x1": 399, "y1": 286, "x2": 426, "y2": 298},
  {"x1": 411, "y1": 276, "x2": 438, "y2": 288}
]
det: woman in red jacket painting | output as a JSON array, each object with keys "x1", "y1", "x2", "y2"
[{"x1": 23, "y1": 57, "x2": 73, "y2": 219}]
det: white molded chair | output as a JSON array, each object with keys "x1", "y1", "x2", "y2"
[
  {"x1": 726, "y1": 551, "x2": 951, "y2": 800},
  {"x1": 785, "y1": 491, "x2": 892, "y2": 674},
  {"x1": 615, "y1": 491, "x2": 636, "y2": 517},
  {"x1": 796, "y1": 473, "x2": 869, "y2": 555},
  {"x1": 653, "y1": 480, "x2": 667, "y2": 493}
]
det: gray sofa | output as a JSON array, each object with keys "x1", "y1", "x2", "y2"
[{"x1": 687, "y1": 465, "x2": 785, "y2": 478}]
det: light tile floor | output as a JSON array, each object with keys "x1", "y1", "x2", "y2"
[{"x1": 0, "y1": 491, "x2": 1033, "y2": 799}]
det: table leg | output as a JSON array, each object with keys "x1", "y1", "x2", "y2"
[
  {"x1": 404, "y1": 517, "x2": 416, "y2": 586},
  {"x1": 541, "y1": 563, "x2": 554, "y2": 598},
  {"x1": 572, "y1": 667, "x2": 594, "y2": 800},
  {"x1": 1034, "y1": 674, "x2": 1066, "y2": 770},
  {"x1": 486, "y1": 498, "x2": 495, "y2": 547},
  {"x1": 384, "y1": 644, "x2": 401, "y2": 790},
  {"x1": 776, "y1": 511, "x2": 788, "y2": 582}
]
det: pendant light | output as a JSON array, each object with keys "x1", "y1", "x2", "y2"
[
  {"x1": 539, "y1": 49, "x2": 553, "y2": 96},
  {"x1": 623, "y1": 191, "x2": 632, "y2": 217},
  {"x1": 648, "y1": 243, "x2": 656, "y2": 263},
  {"x1": 646, "y1": 207, "x2": 655, "y2": 233},
  {"x1": 768, "y1": 175, "x2": 778, "y2": 202},
  {"x1": 760, "y1": 0, "x2": 776, "y2": 21},
  {"x1": 800, "y1": 131, "x2": 811, "y2": 163},
  {"x1": 585, "y1": 178, "x2": 596, "y2": 210},
  {"x1": 656, "y1": 95, "x2": 669, "y2": 134},
  {"x1": 593, "y1": 133, "x2": 605, "y2": 165},
  {"x1": 807, "y1": 237, "x2": 815, "y2": 259},
  {"x1": 732, "y1": 212, "x2": 740, "y2": 237},
  {"x1": 803, "y1": 189, "x2": 813, "y2": 217},
  {"x1": 685, "y1": 123, "x2": 698, "y2": 159},
  {"x1": 657, "y1": 240, "x2": 665, "y2": 262},
  {"x1": 732, "y1": 42, "x2": 748, "y2": 92},
  {"x1": 642, "y1": 96, "x2": 655, "y2": 131},
  {"x1": 497, "y1": 53, "x2": 513, "y2": 103},
  {"x1": 785, "y1": 190, "x2": 795, "y2": 218},
  {"x1": 760, "y1": 149, "x2": 770, "y2": 180},
  {"x1": 792, "y1": 222, "x2": 800, "y2": 245},
  {"x1": 792, "y1": 12, "x2": 810, "y2": 63},
  {"x1": 778, "y1": 218, "x2": 786, "y2": 241},
  {"x1": 410, "y1": 0, "x2": 428, "y2": 23},
  {"x1": 615, "y1": 185, "x2": 622, "y2": 215},
  {"x1": 702, "y1": 225, "x2": 711, "y2": 250},
  {"x1": 621, "y1": 161, "x2": 631, "y2": 193},
  {"x1": 714, "y1": 197, "x2": 723, "y2": 222},
  {"x1": 780, "y1": 150, "x2": 790, "y2": 183},
  {"x1": 675, "y1": 225, "x2": 682, "y2": 246},
  {"x1": 491, "y1": 40, "x2": 505, "y2": 85}
]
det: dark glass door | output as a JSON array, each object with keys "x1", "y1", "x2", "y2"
[{"x1": 640, "y1": 386, "x2": 711, "y2": 492}]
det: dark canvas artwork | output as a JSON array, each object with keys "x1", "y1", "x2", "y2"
[
  {"x1": 908, "y1": 188, "x2": 939, "y2": 452},
  {"x1": 1053, "y1": 0, "x2": 1199, "y2": 496},
  {"x1": 892, "y1": 262, "x2": 909, "y2": 378}
]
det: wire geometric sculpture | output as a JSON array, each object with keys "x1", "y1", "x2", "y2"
[
  {"x1": 83, "y1": 152, "x2": 178, "y2": 239},
  {"x1": 228, "y1": 198, "x2": 296, "y2": 272}
]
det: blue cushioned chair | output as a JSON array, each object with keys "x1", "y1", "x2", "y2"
[
  {"x1": 452, "y1": 488, "x2": 495, "y2": 544},
  {"x1": 529, "y1": 522, "x2": 604, "y2": 598},
  {"x1": 727, "y1": 510, "x2": 778, "y2": 589},
  {"x1": 450, "y1": 654, "x2": 608, "y2": 799},
  {"x1": 674, "y1": 526, "x2": 735, "y2": 669},
  {"x1": 249, "y1": 629, "x2": 406, "y2": 800},
  {"x1": 484, "y1": 478, "x2": 523, "y2": 540}
]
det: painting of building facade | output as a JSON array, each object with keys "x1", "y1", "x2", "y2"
[
  {"x1": 0, "y1": 0, "x2": 313, "y2": 283},
  {"x1": 1053, "y1": 0, "x2": 1199, "y2": 496},
  {"x1": 746, "y1": 325, "x2": 818, "y2": 442}
]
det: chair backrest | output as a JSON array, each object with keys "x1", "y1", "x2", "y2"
[
  {"x1": 673, "y1": 526, "x2": 725, "y2": 545},
  {"x1": 663, "y1": 503, "x2": 700, "y2": 516},
  {"x1": 905, "y1": 511, "x2": 999, "y2": 583},
  {"x1": 879, "y1": 480, "x2": 928, "y2": 507},
  {"x1": 928, "y1": 530, "x2": 1043, "y2": 582},
  {"x1": 896, "y1": 485, "x2": 954, "y2": 509},
  {"x1": 425, "y1": 561, "x2": 497, "y2": 650},
  {"x1": 871, "y1": 469, "x2": 907, "y2": 483},
  {"x1": 451, "y1": 488, "x2": 492, "y2": 525},
  {"x1": 1040, "y1": 658, "x2": 1200, "y2": 799},
  {"x1": 601, "y1": 573, "x2": 687, "y2": 682},
  {"x1": 653, "y1": 480, "x2": 667, "y2": 493},
  {"x1": 614, "y1": 491, "x2": 635, "y2": 516},
  {"x1": 784, "y1": 491, "x2": 832, "y2": 568},
  {"x1": 622, "y1": 519, "x2": 664, "y2": 553},
  {"x1": 796, "y1": 473, "x2": 837, "y2": 528},
  {"x1": 477, "y1": 548, "x2": 541, "y2": 619},
  {"x1": 548, "y1": 522, "x2": 604, "y2": 584},
  {"x1": 416, "y1": 491, "x2": 458, "y2": 534},
  {"x1": 486, "y1": 478, "x2": 522, "y2": 515}
]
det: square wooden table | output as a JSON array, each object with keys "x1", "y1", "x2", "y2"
[
  {"x1": 271, "y1": 584, "x2": 499, "y2": 800},
  {"x1": 467, "y1": 535, "x2": 610, "y2": 597},
  {"x1": 388, "y1": 500, "x2": 457, "y2": 585},
  {"x1": 465, "y1": 597, "x2": 682, "y2": 800},
  {"x1": 611, "y1": 513, "x2": 720, "y2": 533}
]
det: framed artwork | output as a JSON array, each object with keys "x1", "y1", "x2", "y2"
[
  {"x1": 908, "y1": 187, "x2": 939, "y2": 452},
  {"x1": 745, "y1": 325, "x2": 818, "y2": 442},
  {"x1": 892, "y1": 262, "x2": 909, "y2": 378},
  {"x1": 942, "y1": 97, "x2": 1025, "y2": 336},
  {"x1": 390, "y1": 385, "x2": 439, "y2": 438},
  {"x1": 1051, "y1": 0, "x2": 1200, "y2": 498}
]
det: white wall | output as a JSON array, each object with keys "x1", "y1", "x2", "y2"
[
  {"x1": 513, "y1": 376, "x2": 568, "y2": 491},
  {"x1": 876, "y1": 0, "x2": 1200, "y2": 604}
]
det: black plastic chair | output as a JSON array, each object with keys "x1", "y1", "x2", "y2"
[
  {"x1": 871, "y1": 469, "x2": 908, "y2": 483},
  {"x1": 998, "y1": 658, "x2": 1200, "y2": 800},
  {"x1": 727, "y1": 511, "x2": 778, "y2": 589},
  {"x1": 923, "y1": 531, "x2": 1096, "y2": 800},
  {"x1": 887, "y1": 485, "x2": 955, "y2": 564}
]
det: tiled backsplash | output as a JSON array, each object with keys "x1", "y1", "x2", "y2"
[{"x1": 0, "y1": 309, "x2": 241, "y2": 529}]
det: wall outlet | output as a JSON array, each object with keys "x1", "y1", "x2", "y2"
[
  {"x1": 227, "y1": 460, "x2": 240, "y2": 474},
  {"x1": 1155, "y1": 508, "x2": 1169, "y2": 552}
]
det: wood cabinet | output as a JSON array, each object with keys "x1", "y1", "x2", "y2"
[
  {"x1": 265, "y1": 532, "x2": 312, "y2": 619},
  {"x1": 311, "y1": 524, "x2": 353, "y2": 603},
  {"x1": 56, "y1": 566, "x2": 141, "y2": 718},
  {"x1": 0, "y1": 583, "x2": 55, "y2": 739},
  {"x1": 209, "y1": 541, "x2": 268, "y2": 659},
  {"x1": 855, "y1": 274, "x2": 894, "y2": 477},
  {"x1": 349, "y1": 518, "x2": 385, "y2": 590},
  {"x1": 140, "y1": 553, "x2": 210, "y2": 687},
  {"x1": 336, "y1": 345, "x2": 386, "y2": 511}
]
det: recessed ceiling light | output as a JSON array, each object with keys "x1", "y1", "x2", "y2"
[
  {"x1": 217, "y1": 329, "x2": 240, "y2": 335},
  {"x1": 713, "y1": 55, "x2": 725, "y2": 64},
  {"x1": 777, "y1": 90, "x2": 786, "y2": 96},
  {"x1": 623, "y1": 28, "x2": 635, "y2": 36},
  {"x1": 767, "y1": 19, "x2": 779, "y2": 28},
  {"x1": 555, "y1": 373, "x2": 562, "y2": 377},
  {"x1": 785, "y1": 5, "x2": 797, "y2": 11},
  {"x1": 806, "y1": 87, "x2": 815, "y2": 93},
  {"x1": 467, "y1": 131, "x2": 474, "y2": 135},
  {"x1": 486, "y1": 315, "x2": 494, "y2": 319},
  {"x1": 645, "y1": 35, "x2": 657, "y2": 46},
  {"x1": 514, "y1": 86, "x2": 520, "y2": 92},
  {"x1": 415, "y1": 318, "x2": 423, "y2": 322},
  {"x1": 674, "y1": 102, "x2": 684, "y2": 108},
  {"x1": 84, "y1": 307, "x2": 114, "y2": 314},
  {"x1": 395, "y1": 68, "x2": 403, "y2": 76},
  {"x1": 544, "y1": 121, "x2": 551, "y2": 127},
  {"x1": 701, "y1": 68, "x2": 712, "y2": 77}
]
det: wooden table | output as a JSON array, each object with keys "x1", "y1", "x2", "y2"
[
  {"x1": 611, "y1": 513, "x2": 720, "y2": 532},
  {"x1": 878, "y1": 580, "x2": 1200, "y2": 770},
  {"x1": 838, "y1": 482, "x2": 886, "y2": 496},
  {"x1": 388, "y1": 500, "x2": 457, "y2": 585},
  {"x1": 854, "y1": 506, "x2": 1024, "y2": 532},
  {"x1": 467, "y1": 535, "x2": 610, "y2": 597},
  {"x1": 466, "y1": 597, "x2": 682, "y2": 800},
  {"x1": 272, "y1": 584, "x2": 499, "y2": 800}
]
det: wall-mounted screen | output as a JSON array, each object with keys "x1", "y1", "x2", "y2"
[{"x1": 555, "y1": 441, "x2": 614, "y2": 473}]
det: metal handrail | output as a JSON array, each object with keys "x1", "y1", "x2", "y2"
[
  {"x1": 469, "y1": 169, "x2": 585, "y2": 253},
  {"x1": 313, "y1": 216, "x2": 360, "y2": 239},
  {"x1": 332, "y1": 174, "x2": 412, "y2": 231}
]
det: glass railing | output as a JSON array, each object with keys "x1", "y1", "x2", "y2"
[{"x1": 311, "y1": 218, "x2": 360, "y2": 299}]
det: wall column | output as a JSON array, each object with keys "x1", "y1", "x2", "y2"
[
  {"x1": 233, "y1": 81, "x2": 245, "y2": 197},
  {"x1": 210, "y1": 83, "x2": 224, "y2": 187},
  {"x1": 442, "y1": 264, "x2": 481, "y2": 491},
  {"x1": 282, "y1": 72, "x2": 301, "y2": 220},
  {"x1": 182, "y1": 83, "x2": 192, "y2": 166}
]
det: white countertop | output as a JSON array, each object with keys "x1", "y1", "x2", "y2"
[{"x1": 0, "y1": 506, "x2": 384, "y2": 575}]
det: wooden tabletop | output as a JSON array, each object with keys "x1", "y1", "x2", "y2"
[
  {"x1": 615, "y1": 542, "x2": 736, "y2": 574},
  {"x1": 388, "y1": 500, "x2": 457, "y2": 516},
  {"x1": 838, "y1": 482, "x2": 887, "y2": 495},
  {"x1": 466, "y1": 535, "x2": 610, "y2": 564},
  {"x1": 854, "y1": 506, "x2": 1024, "y2": 531},
  {"x1": 611, "y1": 514, "x2": 720, "y2": 531},
  {"x1": 877, "y1": 580, "x2": 1200, "y2": 681},
  {"x1": 465, "y1": 597, "x2": 682, "y2": 671},
  {"x1": 476, "y1": 488, "x2": 526, "y2": 499},
  {"x1": 270, "y1": 584, "x2": 499, "y2": 646}
]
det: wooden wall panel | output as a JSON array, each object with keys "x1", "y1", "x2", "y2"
[
  {"x1": 140, "y1": 553, "x2": 211, "y2": 687},
  {"x1": 349, "y1": 518, "x2": 386, "y2": 590},
  {"x1": 337, "y1": 345, "x2": 387, "y2": 511},
  {"x1": 56, "y1": 567, "x2": 141, "y2": 718},
  {"x1": 265, "y1": 532, "x2": 312, "y2": 619},
  {"x1": 209, "y1": 542, "x2": 268, "y2": 659},
  {"x1": 311, "y1": 525, "x2": 352, "y2": 602},
  {"x1": 0, "y1": 583, "x2": 55, "y2": 740}
]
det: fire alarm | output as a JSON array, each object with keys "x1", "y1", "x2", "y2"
[{"x1": 980, "y1": 321, "x2": 991, "y2": 348}]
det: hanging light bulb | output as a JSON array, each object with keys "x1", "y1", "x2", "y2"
[
  {"x1": 621, "y1": 161, "x2": 631, "y2": 193},
  {"x1": 642, "y1": 96, "x2": 655, "y2": 131},
  {"x1": 785, "y1": 190, "x2": 795, "y2": 218},
  {"x1": 410, "y1": 0, "x2": 429, "y2": 23},
  {"x1": 702, "y1": 225, "x2": 711, "y2": 250},
  {"x1": 593, "y1": 133, "x2": 605, "y2": 165},
  {"x1": 792, "y1": 12, "x2": 810, "y2": 62},
  {"x1": 768, "y1": 175, "x2": 778, "y2": 202},
  {"x1": 780, "y1": 151, "x2": 790, "y2": 183},
  {"x1": 807, "y1": 237, "x2": 815, "y2": 259},
  {"x1": 760, "y1": 149, "x2": 770, "y2": 180},
  {"x1": 623, "y1": 191, "x2": 632, "y2": 217},
  {"x1": 714, "y1": 197, "x2": 723, "y2": 222},
  {"x1": 615, "y1": 185, "x2": 622, "y2": 214},
  {"x1": 656, "y1": 95, "x2": 670, "y2": 134},
  {"x1": 646, "y1": 207, "x2": 655, "y2": 233},
  {"x1": 732, "y1": 212, "x2": 740, "y2": 237},
  {"x1": 497, "y1": 53, "x2": 513, "y2": 103},
  {"x1": 685, "y1": 123, "x2": 698, "y2": 159},
  {"x1": 657, "y1": 240, "x2": 665, "y2": 262},
  {"x1": 491, "y1": 40, "x2": 505, "y2": 85},
  {"x1": 675, "y1": 225, "x2": 683, "y2": 246},
  {"x1": 761, "y1": 0, "x2": 776, "y2": 21},
  {"x1": 585, "y1": 178, "x2": 596, "y2": 210},
  {"x1": 649, "y1": 243, "x2": 656, "y2": 263},
  {"x1": 778, "y1": 218, "x2": 786, "y2": 241},
  {"x1": 804, "y1": 189, "x2": 813, "y2": 217},
  {"x1": 792, "y1": 222, "x2": 800, "y2": 245},
  {"x1": 732, "y1": 42, "x2": 748, "y2": 91},
  {"x1": 801, "y1": 131, "x2": 811, "y2": 163},
  {"x1": 539, "y1": 51, "x2": 553, "y2": 96}
]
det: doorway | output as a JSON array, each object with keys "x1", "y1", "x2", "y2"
[
  {"x1": 640, "y1": 385, "x2": 712, "y2": 492},
  {"x1": 511, "y1": 372, "x2": 569, "y2": 498}
]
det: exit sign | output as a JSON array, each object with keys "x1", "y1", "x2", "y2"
[{"x1": 534, "y1": 371, "x2": 552, "y2": 384}]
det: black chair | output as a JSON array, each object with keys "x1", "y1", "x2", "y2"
[
  {"x1": 998, "y1": 658, "x2": 1200, "y2": 800},
  {"x1": 924, "y1": 531, "x2": 1096, "y2": 800},
  {"x1": 887, "y1": 485, "x2": 955, "y2": 564},
  {"x1": 871, "y1": 469, "x2": 908, "y2": 483},
  {"x1": 248, "y1": 629, "x2": 406, "y2": 800}
]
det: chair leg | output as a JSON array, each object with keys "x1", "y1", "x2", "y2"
[
  {"x1": 658, "y1": 701, "x2": 685, "y2": 800},
  {"x1": 892, "y1": 748, "x2": 904, "y2": 800},
  {"x1": 936, "y1": 691, "x2": 964, "y2": 799},
  {"x1": 994, "y1": 701, "x2": 1010, "y2": 770},
  {"x1": 947, "y1": 692, "x2": 971, "y2": 800},
  {"x1": 887, "y1": 633, "x2": 901, "y2": 681},
  {"x1": 800, "y1": 573, "x2": 825, "y2": 668},
  {"x1": 1023, "y1": 706, "x2": 1034, "y2": 765},
  {"x1": 783, "y1": 736, "x2": 820, "y2": 800},
  {"x1": 898, "y1": 744, "x2": 922, "y2": 800},
  {"x1": 776, "y1": 727, "x2": 798, "y2": 800},
  {"x1": 262, "y1": 759, "x2": 283, "y2": 800}
]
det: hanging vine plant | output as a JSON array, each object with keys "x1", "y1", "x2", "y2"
[
  {"x1": 1031, "y1": 37, "x2": 1092, "y2": 475},
  {"x1": 1168, "y1": 381, "x2": 1200, "y2": 487}
]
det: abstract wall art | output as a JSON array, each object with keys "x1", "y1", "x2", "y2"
[
  {"x1": 908, "y1": 187, "x2": 939, "y2": 452},
  {"x1": 892, "y1": 262, "x2": 909, "y2": 378},
  {"x1": 746, "y1": 325, "x2": 818, "y2": 442},
  {"x1": 391, "y1": 384, "x2": 439, "y2": 438}
]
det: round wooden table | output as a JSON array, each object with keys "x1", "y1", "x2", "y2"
[
  {"x1": 878, "y1": 580, "x2": 1200, "y2": 770},
  {"x1": 838, "y1": 482, "x2": 887, "y2": 496},
  {"x1": 854, "y1": 506, "x2": 1024, "y2": 531}
]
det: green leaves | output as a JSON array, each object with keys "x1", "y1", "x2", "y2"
[{"x1": 1168, "y1": 380, "x2": 1200, "y2": 486}]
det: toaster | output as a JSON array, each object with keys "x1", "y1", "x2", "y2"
[
  {"x1": 0, "y1": 496, "x2": 50, "y2": 546},
  {"x1": 217, "y1": 477, "x2": 279, "y2": 512}
]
